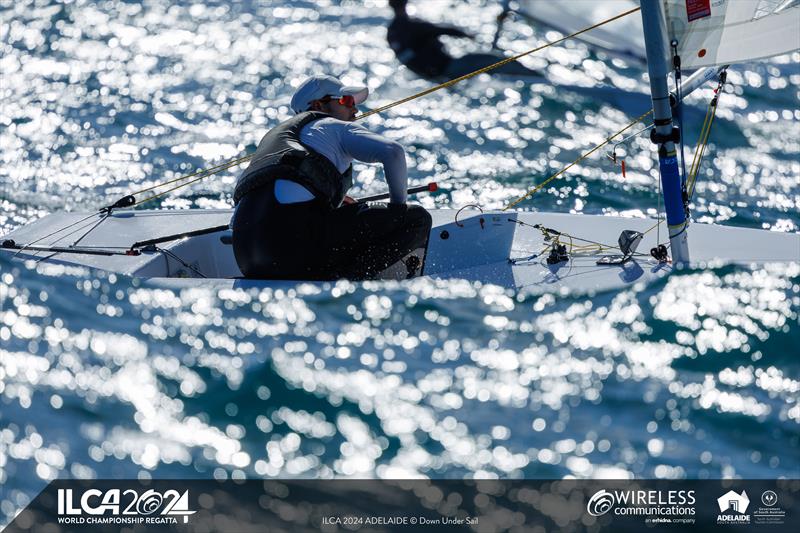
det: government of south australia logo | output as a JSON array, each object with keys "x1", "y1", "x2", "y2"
[
  {"x1": 761, "y1": 490, "x2": 777, "y2": 507},
  {"x1": 717, "y1": 489, "x2": 750, "y2": 524},
  {"x1": 587, "y1": 490, "x2": 615, "y2": 516}
]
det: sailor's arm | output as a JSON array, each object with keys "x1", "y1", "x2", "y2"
[{"x1": 340, "y1": 125, "x2": 408, "y2": 204}]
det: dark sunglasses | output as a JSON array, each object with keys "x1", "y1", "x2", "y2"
[{"x1": 319, "y1": 94, "x2": 356, "y2": 107}]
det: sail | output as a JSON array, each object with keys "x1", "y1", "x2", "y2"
[
  {"x1": 516, "y1": 1, "x2": 646, "y2": 64},
  {"x1": 662, "y1": 0, "x2": 800, "y2": 68}
]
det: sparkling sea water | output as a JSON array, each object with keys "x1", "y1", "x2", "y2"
[{"x1": 1, "y1": 0, "x2": 798, "y2": 525}]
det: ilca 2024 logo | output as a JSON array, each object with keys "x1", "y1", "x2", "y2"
[{"x1": 57, "y1": 488, "x2": 196, "y2": 526}]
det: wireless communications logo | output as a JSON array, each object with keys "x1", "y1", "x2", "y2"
[
  {"x1": 586, "y1": 488, "x2": 696, "y2": 524},
  {"x1": 587, "y1": 490, "x2": 615, "y2": 516},
  {"x1": 57, "y1": 488, "x2": 196, "y2": 526}
]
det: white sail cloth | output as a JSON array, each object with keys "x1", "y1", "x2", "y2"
[
  {"x1": 517, "y1": 0, "x2": 646, "y2": 63},
  {"x1": 662, "y1": 0, "x2": 800, "y2": 69}
]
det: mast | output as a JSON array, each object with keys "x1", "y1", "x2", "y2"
[{"x1": 640, "y1": 0, "x2": 690, "y2": 264}]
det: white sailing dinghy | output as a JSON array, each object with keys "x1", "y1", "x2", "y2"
[{"x1": 2, "y1": 1, "x2": 798, "y2": 293}]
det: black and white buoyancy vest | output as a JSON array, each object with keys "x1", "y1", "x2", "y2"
[{"x1": 233, "y1": 111, "x2": 353, "y2": 208}]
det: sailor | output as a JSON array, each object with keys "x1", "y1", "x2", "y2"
[
  {"x1": 231, "y1": 75, "x2": 432, "y2": 280},
  {"x1": 387, "y1": 0, "x2": 542, "y2": 80}
]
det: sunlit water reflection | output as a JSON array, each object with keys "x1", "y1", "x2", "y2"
[{"x1": 1, "y1": 0, "x2": 798, "y2": 525}]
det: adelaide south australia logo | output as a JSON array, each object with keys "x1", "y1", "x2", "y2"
[{"x1": 717, "y1": 489, "x2": 750, "y2": 524}]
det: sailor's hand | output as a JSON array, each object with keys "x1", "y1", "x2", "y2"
[{"x1": 343, "y1": 196, "x2": 356, "y2": 205}]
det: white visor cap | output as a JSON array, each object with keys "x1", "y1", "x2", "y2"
[{"x1": 290, "y1": 75, "x2": 369, "y2": 114}]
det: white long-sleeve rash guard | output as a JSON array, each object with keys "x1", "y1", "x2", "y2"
[{"x1": 273, "y1": 117, "x2": 408, "y2": 205}]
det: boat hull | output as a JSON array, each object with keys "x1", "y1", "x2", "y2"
[{"x1": 2, "y1": 208, "x2": 797, "y2": 293}]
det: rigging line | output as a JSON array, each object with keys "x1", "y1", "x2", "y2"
[
  {"x1": 358, "y1": 6, "x2": 641, "y2": 121},
  {"x1": 29, "y1": 244, "x2": 133, "y2": 250},
  {"x1": 33, "y1": 251, "x2": 61, "y2": 267},
  {"x1": 502, "y1": 109, "x2": 653, "y2": 211},
  {"x1": 671, "y1": 40, "x2": 688, "y2": 188},
  {"x1": 643, "y1": 218, "x2": 661, "y2": 237},
  {"x1": 509, "y1": 243, "x2": 552, "y2": 264},
  {"x1": 511, "y1": 219, "x2": 625, "y2": 254},
  {"x1": 99, "y1": 6, "x2": 643, "y2": 205},
  {"x1": 610, "y1": 123, "x2": 655, "y2": 152},
  {"x1": 135, "y1": 157, "x2": 246, "y2": 207},
  {"x1": 69, "y1": 212, "x2": 111, "y2": 248},
  {"x1": 688, "y1": 100, "x2": 719, "y2": 199},
  {"x1": 687, "y1": 119, "x2": 712, "y2": 197},
  {"x1": 657, "y1": 163, "x2": 663, "y2": 244},
  {"x1": 33, "y1": 217, "x2": 117, "y2": 248},
  {"x1": 125, "y1": 153, "x2": 254, "y2": 199},
  {"x1": 663, "y1": 221, "x2": 689, "y2": 250},
  {"x1": 512, "y1": 232, "x2": 649, "y2": 261},
  {"x1": 687, "y1": 103, "x2": 714, "y2": 191},
  {"x1": 11, "y1": 212, "x2": 101, "y2": 259},
  {"x1": 678, "y1": 83, "x2": 688, "y2": 187},
  {"x1": 687, "y1": 70, "x2": 726, "y2": 199},
  {"x1": 560, "y1": 233, "x2": 644, "y2": 256},
  {"x1": 156, "y1": 247, "x2": 207, "y2": 278}
]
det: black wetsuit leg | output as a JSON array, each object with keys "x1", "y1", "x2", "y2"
[
  {"x1": 321, "y1": 202, "x2": 432, "y2": 280},
  {"x1": 231, "y1": 185, "x2": 329, "y2": 280},
  {"x1": 232, "y1": 186, "x2": 432, "y2": 280}
]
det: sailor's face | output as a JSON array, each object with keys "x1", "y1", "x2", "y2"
[{"x1": 324, "y1": 99, "x2": 357, "y2": 121}]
